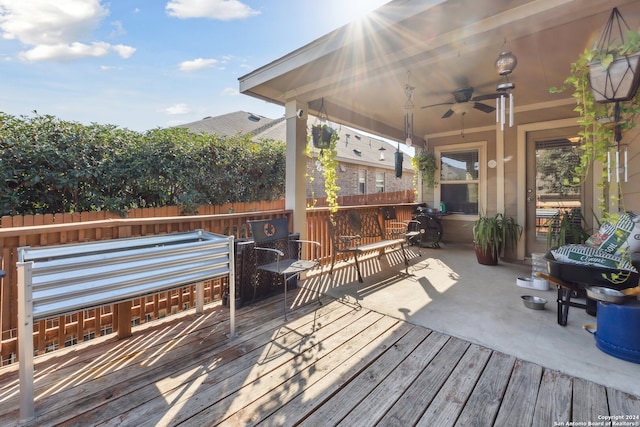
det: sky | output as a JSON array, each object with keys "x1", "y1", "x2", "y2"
[{"x1": 0, "y1": 0, "x2": 391, "y2": 132}]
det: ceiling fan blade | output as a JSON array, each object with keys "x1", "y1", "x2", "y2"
[
  {"x1": 421, "y1": 102, "x2": 453, "y2": 109},
  {"x1": 471, "y1": 93, "x2": 502, "y2": 101},
  {"x1": 473, "y1": 102, "x2": 496, "y2": 113},
  {"x1": 441, "y1": 109, "x2": 454, "y2": 119}
]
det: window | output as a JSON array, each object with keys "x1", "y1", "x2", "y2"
[
  {"x1": 358, "y1": 170, "x2": 366, "y2": 194},
  {"x1": 375, "y1": 172, "x2": 385, "y2": 193},
  {"x1": 436, "y1": 142, "x2": 486, "y2": 215}
]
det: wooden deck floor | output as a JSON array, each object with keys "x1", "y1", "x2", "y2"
[{"x1": 1, "y1": 290, "x2": 639, "y2": 426}]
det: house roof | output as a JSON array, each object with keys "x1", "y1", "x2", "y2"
[
  {"x1": 238, "y1": 0, "x2": 640, "y2": 146},
  {"x1": 176, "y1": 111, "x2": 415, "y2": 171},
  {"x1": 174, "y1": 111, "x2": 276, "y2": 137}
]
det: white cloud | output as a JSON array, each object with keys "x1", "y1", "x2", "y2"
[
  {"x1": 166, "y1": 0, "x2": 260, "y2": 20},
  {"x1": 222, "y1": 87, "x2": 238, "y2": 96},
  {"x1": 112, "y1": 44, "x2": 136, "y2": 58},
  {"x1": 0, "y1": 0, "x2": 136, "y2": 62},
  {"x1": 19, "y1": 41, "x2": 110, "y2": 61},
  {"x1": 162, "y1": 103, "x2": 191, "y2": 115},
  {"x1": 18, "y1": 42, "x2": 135, "y2": 62},
  {"x1": 179, "y1": 57, "x2": 217, "y2": 72},
  {"x1": 0, "y1": 0, "x2": 108, "y2": 44}
]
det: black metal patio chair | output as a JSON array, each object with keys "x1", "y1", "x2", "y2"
[
  {"x1": 380, "y1": 206, "x2": 422, "y2": 253},
  {"x1": 248, "y1": 217, "x2": 321, "y2": 319}
]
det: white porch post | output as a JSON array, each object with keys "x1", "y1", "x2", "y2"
[
  {"x1": 285, "y1": 100, "x2": 308, "y2": 238},
  {"x1": 17, "y1": 261, "x2": 35, "y2": 422}
]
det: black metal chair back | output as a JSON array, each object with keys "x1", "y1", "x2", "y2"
[{"x1": 248, "y1": 217, "x2": 321, "y2": 319}]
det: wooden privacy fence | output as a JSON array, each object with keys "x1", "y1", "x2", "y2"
[{"x1": 0, "y1": 202, "x2": 418, "y2": 366}]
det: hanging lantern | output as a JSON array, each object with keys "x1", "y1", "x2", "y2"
[{"x1": 495, "y1": 50, "x2": 518, "y2": 76}]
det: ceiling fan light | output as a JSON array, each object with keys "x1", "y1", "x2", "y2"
[
  {"x1": 451, "y1": 102, "x2": 473, "y2": 115},
  {"x1": 495, "y1": 50, "x2": 517, "y2": 75}
]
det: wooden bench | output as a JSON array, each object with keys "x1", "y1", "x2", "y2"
[
  {"x1": 327, "y1": 210, "x2": 410, "y2": 283},
  {"x1": 16, "y1": 230, "x2": 235, "y2": 422}
]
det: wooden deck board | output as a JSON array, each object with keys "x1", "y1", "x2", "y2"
[
  {"x1": 297, "y1": 325, "x2": 435, "y2": 427},
  {"x1": 255, "y1": 322, "x2": 418, "y2": 427},
  {"x1": 1, "y1": 291, "x2": 639, "y2": 427},
  {"x1": 573, "y1": 378, "x2": 608, "y2": 423},
  {"x1": 416, "y1": 344, "x2": 492, "y2": 427},
  {"x1": 531, "y1": 369, "x2": 573, "y2": 426},
  {"x1": 100, "y1": 301, "x2": 369, "y2": 427},
  {"x1": 454, "y1": 352, "x2": 516, "y2": 427},
  {"x1": 374, "y1": 337, "x2": 470, "y2": 426},
  {"x1": 208, "y1": 315, "x2": 401, "y2": 426},
  {"x1": 325, "y1": 331, "x2": 451, "y2": 426},
  {"x1": 493, "y1": 359, "x2": 543, "y2": 426},
  {"x1": 177, "y1": 311, "x2": 388, "y2": 426}
]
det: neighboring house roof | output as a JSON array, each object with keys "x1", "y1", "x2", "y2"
[
  {"x1": 174, "y1": 111, "x2": 276, "y2": 137},
  {"x1": 176, "y1": 111, "x2": 414, "y2": 172}
]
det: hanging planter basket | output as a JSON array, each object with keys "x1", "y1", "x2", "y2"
[
  {"x1": 589, "y1": 52, "x2": 640, "y2": 103},
  {"x1": 588, "y1": 7, "x2": 640, "y2": 103},
  {"x1": 311, "y1": 124, "x2": 334, "y2": 149}
]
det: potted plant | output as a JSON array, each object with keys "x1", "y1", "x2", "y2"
[
  {"x1": 412, "y1": 150, "x2": 437, "y2": 187},
  {"x1": 472, "y1": 213, "x2": 522, "y2": 265},
  {"x1": 586, "y1": 8, "x2": 640, "y2": 103},
  {"x1": 311, "y1": 123, "x2": 334, "y2": 149},
  {"x1": 549, "y1": 8, "x2": 640, "y2": 212},
  {"x1": 546, "y1": 208, "x2": 590, "y2": 248}
]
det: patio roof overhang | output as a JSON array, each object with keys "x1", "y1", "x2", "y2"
[{"x1": 239, "y1": 0, "x2": 640, "y2": 146}]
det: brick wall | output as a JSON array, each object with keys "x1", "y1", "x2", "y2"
[{"x1": 307, "y1": 159, "x2": 415, "y2": 198}]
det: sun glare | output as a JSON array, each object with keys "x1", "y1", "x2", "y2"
[{"x1": 343, "y1": 0, "x2": 390, "y2": 22}]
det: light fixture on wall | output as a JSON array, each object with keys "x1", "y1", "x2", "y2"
[
  {"x1": 379, "y1": 143, "x2": 386, "y2": 161},
  {"x1": 494, "y1": 41, "x2": 517, "y2": 131},
  {"x1": 404, "y1": 71, "x2": 415, "y2": 147}
]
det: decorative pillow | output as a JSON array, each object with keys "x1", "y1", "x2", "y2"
[
  {"x1": 586, "y1": 212, "x2": 640, "y2": 256},
  {"x1": 551, "y1": 244, "x2": 637, "y2": 272}
]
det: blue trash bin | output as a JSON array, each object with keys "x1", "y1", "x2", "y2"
[{"x1": 594, "y1": 300, "x2": 640, "y2": 364}]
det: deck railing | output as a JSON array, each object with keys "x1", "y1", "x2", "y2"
[{"x1": 0, "y1": 199, "x2": 418, "y2": 366}]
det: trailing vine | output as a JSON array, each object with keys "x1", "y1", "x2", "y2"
[
  {"x1": 318, "y1": 127, "x2": 340, "y2": 214},
  {"x1": 411, "y1": 150, "x2": 437, "y2": 188},
  {"x1": 550, "y1": 46, "x2": 640, "y2": 212}
]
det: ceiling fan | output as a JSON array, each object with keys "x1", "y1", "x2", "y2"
[{"x1": 421, "y1": 87, "x2": 499, "y2": 119}]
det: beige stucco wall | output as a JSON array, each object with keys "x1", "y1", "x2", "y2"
[{"x1": 619, "y1": 125, "x2": 640, "y2": 213}]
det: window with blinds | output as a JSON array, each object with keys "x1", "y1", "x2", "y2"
[
  {"x1": 375, "y1": 172, "x2": 385, "y2": 193},
  {"x1": 439, "y1": 150, "x2": 479, "y2": 214},
  {"x1": 358, "y1": 170, "x2": 366, "y2": 194}
]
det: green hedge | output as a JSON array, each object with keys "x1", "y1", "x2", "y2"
[{"x1": 0, "y1": 113, "x2": 285, "y2": 216}]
